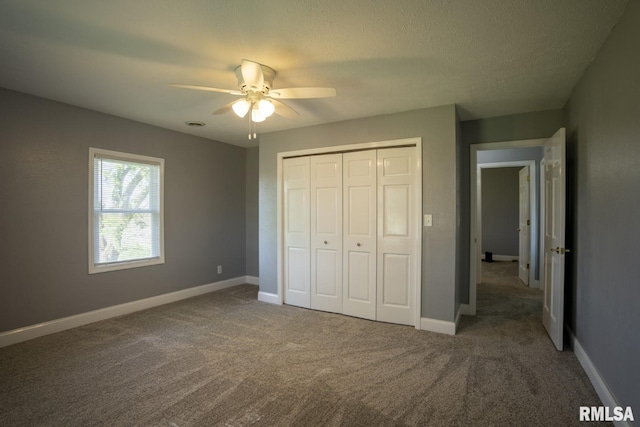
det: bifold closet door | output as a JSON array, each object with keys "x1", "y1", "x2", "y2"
[
  {"x1": 310, "y1": 154, "x2": 343, "y2": 313},
  {"x1": 342, "y1": 150, "x2": 377, "y2": 320},
  {"x1": 284, "y1": 147, "x2": 417, "y2": 326},
  {"x1": 283, "y1": 157, "x2": 311, "y2": 308},
  {"x1": 376, "y1": 147, "x2": 417, "y2": 326}
]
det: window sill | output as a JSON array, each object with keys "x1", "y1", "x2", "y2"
[{"x1": 89, "y1": 257, "x2": 165, "y2": 274}]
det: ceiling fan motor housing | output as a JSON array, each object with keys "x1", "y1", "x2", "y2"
[{"x1": 234, "y1": 63, "x2": 276, "y2": 94}]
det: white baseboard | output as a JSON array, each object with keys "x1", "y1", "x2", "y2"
[
  {"x1": 258, "y1": 291, "x2": 281, "y2": 305},
  {"x1": 567, "y1": 329, "x2": 630, "y2": 427},
  {"x1": 245, "y1": 275, "x2": 259, "y2": 285},
  {"x1": 420, "y1": 316, "x2": 456, "y2": 335},
  {"x1": 481, "y1": 254, "x2": 519, "y2": 262},
  {"x1": 0, "y1": 276, "x2": 252, "y2": 349}
]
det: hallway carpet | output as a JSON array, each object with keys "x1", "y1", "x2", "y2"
[{"x1": 0, "y1": 263, "x2": 608, "y2": 426}]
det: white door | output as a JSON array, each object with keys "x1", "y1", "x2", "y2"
[
  {"x1": 376, "y1": 147, "x2": 417, "y2": 326},
  {"x1": 542, "y1": 128, "x2": 567, "y2": 351},
  {"x1": 518, "y1": 166, "x2": 530, "y2": 285},
  {"x1": 342, "y1": 150, "x2": 377, "y2": 320},
  {"x1": 283, "y1": 157, "x2": 311, "y2": 308},
  {"x1": 310, "y1": 154, "x2": 343, "y2": 313}
]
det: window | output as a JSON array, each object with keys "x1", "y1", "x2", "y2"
[{"x1": 89, "y1": 148, "x2": 164, "y2": 274}]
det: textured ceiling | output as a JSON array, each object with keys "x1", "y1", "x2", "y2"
[{"x1": 0, "y1": 0, "x2": 628, "y2": 147}]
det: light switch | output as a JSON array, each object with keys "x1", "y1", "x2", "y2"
[{"x1": 424, "y1": 214, "x2": 433, "y2": 227}]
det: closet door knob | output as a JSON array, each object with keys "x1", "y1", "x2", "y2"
[
  {"x1": 324, "y1": 240, "x2": 328, "y2": 245},
  {"x1": 357, "y1": 242, "x2": 361, "y2": 247}
]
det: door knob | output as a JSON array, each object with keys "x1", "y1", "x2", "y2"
[
  {"x1": 357, "y1": 242, "x2": 361, "y2": 247},
  {"x1": 517, "y1": 228, "x2": 521, "y2": 232},
  {"x1": 324, "y1": 240, "x2": 328, "y2": 245}
]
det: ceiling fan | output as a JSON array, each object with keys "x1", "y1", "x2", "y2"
[{"x1": 172, "y1": 59, "x2": 336, "y2": 138}]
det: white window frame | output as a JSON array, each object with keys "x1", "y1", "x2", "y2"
[{"x1": 88, "y1": 147, "x2": 165, "y2": 274}]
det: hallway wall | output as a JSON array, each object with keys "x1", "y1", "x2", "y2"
[{"x1": 564, "y1": 0, "x2": 640, "y2": 412}]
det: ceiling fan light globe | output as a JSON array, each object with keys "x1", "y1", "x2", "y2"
[
  {"x1": 232, "y1": 99, "x2": 251, "y2": 118},
  {"x1": 257, "y1": 99, "x2": 275, "y2": 117},
  {"x1": 251, "y1": 108, "x2": 267, "y2": 123}
]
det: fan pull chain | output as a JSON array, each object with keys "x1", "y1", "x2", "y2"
[{"x1": 247, "y1": 113, "x2": 257, "y2": 140}]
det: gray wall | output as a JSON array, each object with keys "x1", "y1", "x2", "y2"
[
  {"x1": 462, "y1": 109, "x2": 565, "y2": 146},
  {"x1": 481, "y1": 168, "x2": 520, "y2": 256},
  {"x1": 564, "y1": 0, "x2": 639, "y2": 412},
  {"x1": 0, "y1": 88, "x2": 247, "y2": 333},
  {"x1": 245, "y1": 146, "x2": 259, "y2": 277},
  {"x1": 258, "y1": 105, "x2": 460, "y2": 322}
]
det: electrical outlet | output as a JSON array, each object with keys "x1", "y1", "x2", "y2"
[{"x1": 217, "y1": 265, "x2": 222, "y2": 274}]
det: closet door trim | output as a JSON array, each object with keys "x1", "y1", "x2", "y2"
[{"x1": 276, "y1": 137, "x2": 422, "y2": 329}]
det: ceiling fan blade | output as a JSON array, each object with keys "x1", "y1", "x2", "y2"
[
  {"x1": 269, "y1": 87, "x2": 336, "y2": 99},
  {"x1": 170, "y1": 84, "x2": 243, "y2": 95},
  {"x1": 271, "y1": 99, "x2": 299, "y2": 119},
  {"x1": 212, "y1": 100, "x2": 237, "y2": 115},
  {"x1": 240, "y1": 59, "x2": 264, "y2": 91}
]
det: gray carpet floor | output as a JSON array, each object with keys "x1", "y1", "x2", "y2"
[{"x1": 0, "y1": 262, "x2": 608, "y2": 426}]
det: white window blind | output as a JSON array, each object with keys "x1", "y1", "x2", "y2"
[{"x1": 89, "y1": 148, "x2": 164, "y2": 273}]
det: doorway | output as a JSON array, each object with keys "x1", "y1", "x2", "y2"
[
  {"x1": 469, "y1": 139, "x2": 546, "y2": 316},
  {"x1": 478, "y1": 161, "x2": 537, "y2": 286},
  {"x1": 469, "y1": 129, "x2": 567, "y2": 351}
]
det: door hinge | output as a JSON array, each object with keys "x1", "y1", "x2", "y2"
[
  {"x1": 527, "y1": 219, "x2": 530, "y2": 226},
  {"x1": 527, "y1": 175, "x2": 530, "y2": 182},
  {"x1": 527, "y1": 263, "x2": 530, "y2": 269}
]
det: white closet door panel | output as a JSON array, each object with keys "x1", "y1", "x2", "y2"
[
  {"x1": 315, "y1": 188, "x2": 338, "y2": 233},
  {"x1": 347, "y1": 186, "x2": 374, "y2": 236},
  {"x1": 284, "y1": 157, "x2": 311, "y2": 308},
  {"x1": 315, "y1": 249, "x2": 339, "y2": 295},
  {"x1": 346, "y1": 251, "x2": 374, "y2": 301},
  {"x1": 287, "y1": 248, "x2": 309, "y2": 292},
  {"x1": 383, "y1": 185, "x2": 410, "y2": 237},
  {"x1": 310, "y1": 154, "x2": 343, "y2": 313},
  {"x1": 343, "y1": 150, "x2": 377, "y2": 320},
  {"x1": 377, "y1": 147, "x2": 417, "y2": 326},
  {"x1": 382, "y1": 254, "x2": 410, "y2": 306},
  {"x1": 287, "y1": 189, "x2": 307, "y2": 234}
]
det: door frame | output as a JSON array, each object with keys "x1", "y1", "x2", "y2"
[
  {"x1": 276, "y1": 137, "x2": 423, "y2": 328},
  {"x1": 517, "y1": 164, "x2": 532, "y2": 285},
  {"x1": 469, "y1": 138, "x2": 545, "y2": 315}
]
